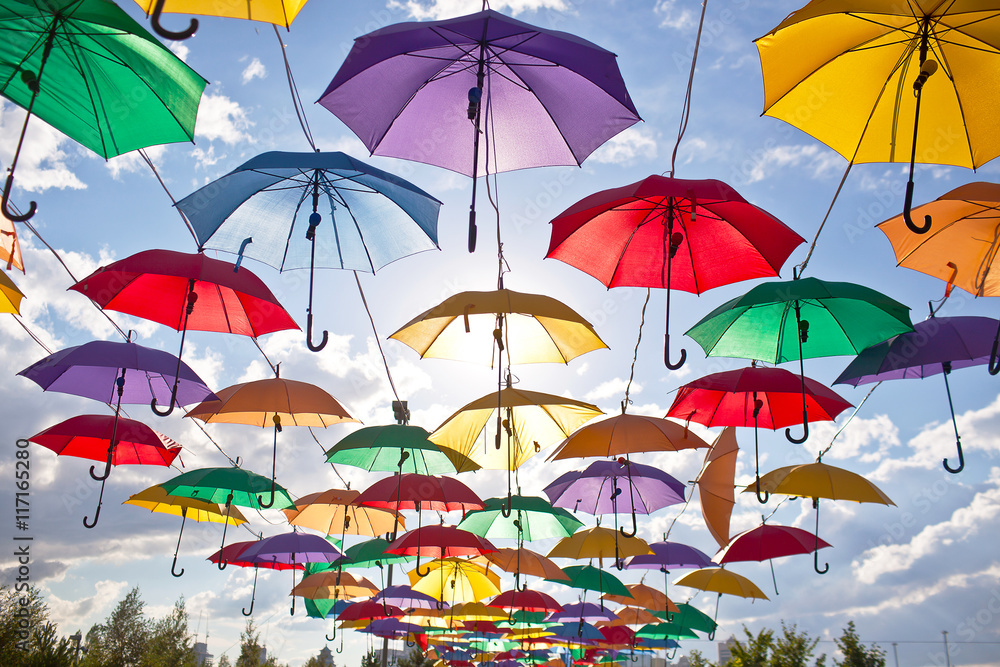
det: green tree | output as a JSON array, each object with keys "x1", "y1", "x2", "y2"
[
  {"x1": 396, "y1": 648, "x2": 432, "y2": 667},
  {"x1": 143, "y1": 598, "x2": 196, "y2": 667},
  {"x1": 730, "y1": 626, "x2": 774, "y2": 667},
  {"x1": 96, "y1": 587, "x2": 150, "y2": 667},
  {"x1": 217, "y1": 656, "x2": 232, "y2": 667},
  {"x1": 0, "y1": 584, "x2": 74, "y2": 667},
  {"x1": 834, "y1": 622, "x2": 885, "y2": 667},
  {"x1": 688, "y1": 649, "x2": 717, "y2": 667},
  {"x1": 729, "y1": 624, "x2": 824, "y2": 667},
  {"x1": 235, "y1": 618, "x2": 269, "y2": 667},
  {"x1": 359, "y1": 649, "x2": 380, "y2": 667}
]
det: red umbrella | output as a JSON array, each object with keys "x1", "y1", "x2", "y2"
[
  {"x1": 488, "y1": 589, "x2": 563, "y2": 614},
  {"x1": 547, "y1": 176, "x2": 804, "y2": 368},
  {"x1": 666, "y1": 366, "x2": 852, "y2": 502},
  {"x1": 386, "y1": 525, "x2": 497, "y2": 576},
  {"x1": 714, "y1": 523, "x2": 831, "y2": 594},
  {"x1": 70, "y1": 248, "x2": 298, "y2": 416},
  {"x1": 337, "y1": 599, "x2": 403, "y2": 621},
  {"x1": 353, "y1": 473, "x2": 484, "y2": 513}
]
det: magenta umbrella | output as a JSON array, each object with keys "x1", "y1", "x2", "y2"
[{"x1": 319, "y1": 8, "x2": 640, "y2": 252}]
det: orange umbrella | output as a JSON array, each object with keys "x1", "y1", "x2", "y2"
[
  {"x1": 0, "y1": 213, "x2": 23, "y2": 272},
  {"x1": 546, "y1": 413, "x2": 709, "y2": 461},
  {"x1": 282, "y1": 488, "x2": 404, "y2": 537},
  {"x1": 483, "y1": 547, "x2": 568, "y2": 582},
  {"x1": 598, "y1": 607, "x2": 659, "y2": 628},
  {"x1": 292, "y1": 570, "x2": 379, "y2": 600},
  {"x1": 695, "y1": 427, "x2": 738, "y2": 549},
  {"x1": 602, "y1": 583, "x2": 679, "y2": 614}
]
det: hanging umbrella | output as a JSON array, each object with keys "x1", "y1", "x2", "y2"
[
  {"x1": 326, "y1": 424, "x2": 480, "y2": 474},
  {"x1": 292, "y1": 570, "x2": 379, "y2": 599},
  {"x1": 340, "y1": 538, "x2": 416, "y2": 570},
  {"x1": 667, "y1": 365, "x2": 852, "y2": 500},
  {"x1": 747, "y1": 460, "x2": 894, "y2": 574},
  {"x1": 0, "y1": 268, "x2": 24, "y2": 314},
  {"x1": 714, "y1": 524, "x2": 831, "y2": 565},
  {"x1": 0, "y1": 216, "x2": 24, "y2": 273},
  {"x1": 548, "y1": 529, "x2": 652, "y2": 568},
  {"x1": 756, "y1": 1, "x2": 1000, "y2": 233},
  {"x1": 694, "y1": 427, "x2": 739, "y2": 548},
  {"x1": 208, "y1": 539, "x2": 302, "y2": 617},
  {"x1": 352, "y1": 472, "x2": 485, "y2": 513},
  {"x1": 409, "y1": 558, "x2": 503, "y2": 605},
  {"x1": 18, "y1": 339, "x2": 215, "y2": 527},
  {"x1": 387, "y1": 525, "x2": 497, "y2": 577},
  {"x1": 0, "y1": 0, "x2": 205, "y2": 222},
  {"x1": 160, "y1": 466, "x2": 294, "y2": 565},
  {"x1": 240, "y1": 531, "x2": 343, "y2": 615},
  {"x1": 319, "y1": 8, "x2": 640, "y2": 252},
  {"x1": 634, "y1": 623, "x2": 698, "y2": 641},
  {"x1": 685, "y1": 277, "x2": 911, "y2": 443},
  {"x1": 282, "y1": 488, "x2": 405, "y2": 537},
  {"x1": 176, "y1": 150, "x2": 441, "y2": 351},
  {"x1": 389, "y1": 288, "x2": 607, "y2": 366},
  {"x1": 547, "y1": 175, "x2": 804, "y2": 368},
  {"x1": 338, "y1": 599, "x2": 403, "y2": 622},
  {"x1": 546, "y1": 564, "x2": 629, "y2": 598},
  {"x1": 123, "y1": 484, "x2": 248, "y2": 578},
  {"x1": 489, "y1": 590, "x2": 564, "y2": 615},
  {"x1": 70, "y1": 249, "x2": 298, "y2": 416},
  {"x1": 546, "y1": 413, "x2": 708, "y2": 461},
  {"x1": 132, "y1": 0, "x2": 310, "y2": 40},
  {"x1": 673, "y1": 567, "x2": 768, "y2": 629},
  {"x1": 458, "y1": 496, "x2": 584, "y2": 542},
  {"x1": 836, "y1": 315, "x2": 999, "y2": 473},
  {"x1": 429, "y1": 384, "x2": 603, "y2": 508},
  {"x1": 482, "y1": 548, "x2": 569, "y2": 584},
  {"x1": 601, "y1": 583, "x2": 678, "y2": 615},
  {"x1": 667, "y1": 603, "x2": 717, "y2": 637},
  {"x1": 186, "y1": 374, "x2": 356, "y2": 507},
  {"x1": 543, "y1": 460, "x2": 686, "y2": 542},
  {"x1": 547, "y1": 602, "x2": 619, "y2": 626},
  {"x1": 375, "y1": 585, "x2": 444, "y2": 611}
]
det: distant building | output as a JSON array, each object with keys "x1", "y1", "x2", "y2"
[
  {"x1": 666, "y1": 657, "x2": 690, "y2": 667},
  {"x1": 651, "y1": 657, "x2": 667, "y2": 667},
  {"x1": 194, "y1": 641, "x2": 213, "y2": 667},
  {"x1": 259, "y1": 646, "x2": 267, "y2": 664},
  {"x1": 319, "y1": 646, "x2": 335, "y2": 667},
  {"x1": 718, "y1": 635, "x2": 737, "y2": 664}
]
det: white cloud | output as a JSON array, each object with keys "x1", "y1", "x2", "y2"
[
  {"x1": 168, "y1": 42, "x2": 190, "y2": 63},
  {"x1": 0, "y1": 103, "x2": 87, "y2": 194},
  {"x1": 584, "y1": 377, "x2": 634, "y2": 402},
  {"x1": 194, "y1": 93, "x2": 254, "y2": 145},
  {"x1": 588, "y1": 127, "x2": 658, "y2": 166},
  {"x1": 105, "y1": 145, "x2": 167, "y2": 181},
  {"x1": 46, "y1": 580, "x2": 129, "y2": 631},
  {"x1": 390, "y1": 0, "x2": 569, "y2": 20},
  {"x1": 655, "y1": 0, "x2": 697, "y2": 30},
  {"x1": 241, "y1": 58, "x2": 267, "y2": 84},
  {"x1": 741, "y1": 144, "x2": 843, "y2": 185}
]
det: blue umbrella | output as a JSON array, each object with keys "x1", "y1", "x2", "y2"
[{"x1": 176, "y1": 151, "x2": 442, "y2": 351}]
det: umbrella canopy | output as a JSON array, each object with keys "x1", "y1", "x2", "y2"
[
  {"x1": 546, "y1": 414, "x2": 709, "y2": 461},
  {"x1": 624, "y1": 541, "x2": 714, "y2": 572},
  {"x1": 835, "y1": 315, "x2": 1000, "y2": 473},
  {"x1": 28, "y1": 414, "x2": 182, "y2": 468},
  {"x1": 546, "y1": 565, "x2": 630, "y2": 598},
  {"x1": 387, "y1": 525, "x2": 498, "y2": 560},
  {"x1": 337, "y1": 599, "x2": 403, "y2": 621},
  {"x1": 282, "y1": 489, "x2": 405, "y2": 537},
  {"x1": 352, "y1": 472, "x2": 484, "y2": 513},
  {"x1": 714, "y1": 524, "x2": 831, "y2": 564},
  {"x1": 0, "y1": 269, "x2": 24, "y2": 314},
  {"x1": 695, "y1": 427, "x2": 739, "y2": 548},
  {"x1": 750, "y1": 462, "x2": 894, "y2": 505},
  {"x1": 490, "y1": 590, "x2": 564, "y2": 614},
  {"x1": 390, "y1": 288, "x2": 607, "y2": 365},
  {"x1": 326, "y1": 424, "x2": 480, "y2": 474},
  {"x1": 207, "y1": 540, "x2": 302, "y2": 571},
  {"x1": 543, "y1": 460, "x2": 686, "y2": 516},
  {"x1": 673, "y1": 568, "x2": 768, "y2": 600},
  {"x1": 160, "y1": 466, "x2": 294, "y2": 510},
  {"x1": 547, "y1": 602, "x2": 619, "y2": 625},
  {"x1": 374, "y1": 585, "x2": 443, "y2": 610},
  {"x1": 132, "y1": 0, "x2": 309, "y2": 40},
  {"x1": 458, "y1": 496, "x2": 584, "y2": 542},
  {"x1": 634, "y1": 623, "x2": 697, "y2": 641},
  {"x1": 239, "y1": 531, "x2": 343, "y2": 565},
  {"x1": 669, "y1": 603, "x2": 718, "y2": 636},
  {"x1": 292, "y1": 571, "x2": 379, "y2": 600},
  {"x1": 548, "y1": 527, "x2": 652, "y2": 563},
  {"x1": 601, "y1": 584, "x2": 678, "y2": 614},
  {"x1": 409, "y1": 558, "x2": 503, "y2": 605},
  {"x1": 482, "y1": 548, "x2": 569, "y2": 582},
  {"x1": 341, "y1": 539, "x2": 415, "y2": 570}
]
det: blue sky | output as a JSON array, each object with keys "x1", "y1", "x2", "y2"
[{"x1": 2, "y1": 1, "x2": 1000, "y2": 666}]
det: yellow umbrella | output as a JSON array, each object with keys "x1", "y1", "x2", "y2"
[
  {"x1": 282, "y1": 488, "x2": 405, "y2": 537},
  {"x1": 390, "y1": 288, "x2": 607, "y2": 365},
  {"x1": 445, "y1": 600, "x2": 509, "y2": 622},
  {"x1": 756, "y1": 0, "x2": 1000, "y2": 233},
  {"x1": 133, "y1": 0, "x2": 310, "y2": 41},
  {"x1": 124, "y1": 484, "x2": 248, "y2": 578},
  {"x1": 0, "y1": 268, "x2": 24, "y2": 314},
  {"x1": 546, "y1": 413, "x2": 708, "y2": 461},
  {"x1": 674, "y1": 567, "x2": 768, "y2": 600},
  {"x1": 409, "y1": 557, "x2": 503, "y2": 604},
  {"x1": 547, "y1": 526, "x2": 652, "y2": 564}
]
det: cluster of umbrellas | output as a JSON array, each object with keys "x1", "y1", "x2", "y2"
[{"x1": 5, "y1": 0, "x2": 1000, "y2": 665}]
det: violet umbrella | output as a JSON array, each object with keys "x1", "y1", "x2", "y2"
[
  {"x1": 319, "y1": 8, "x2": 640, "y2": 252},
  {"x1": 239, "y1": 531, "x2": 343, "y2": 616},
  {"x1": 835, "y1": 315, "x2": 1000, "y2": 474},
  {"x1": 623, "y1": 540, "x2": 713, "y2": 632},
  {"x1": 17, "y1": 339, "x2": 215, "y2": 528}
]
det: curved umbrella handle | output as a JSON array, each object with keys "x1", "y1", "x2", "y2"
[
  {"x1": 664, "y1": 334, "x2": 686, "y2": 370},
  {"x1": 89, "y1": 447, "x2": 114, "y2": 481},
  {"x1": 619, "y1": 509, "x2": 638, "y2": 538},
  {"x1": 500, "y1": 490, "x2": 512, "y2": 518},
  {"x1": 171, "y1": 555, "x2": 185, "y2": 578},
  {"x1": 989, "y1": 335, "x2": 1000, "y2": 376},
  {"x1": 257, "y1": 479, "x2": 276, "y2": 509},
  {"x1": 307, "y1": 313, "x2": 329, "y2": 352},
  {"x1": 814, "y1": 549, "x2": 829, "y2": 575},
  {"x1": 151, "y1": 384, "x2": 179, "y2": 417},
  {"x1": 325, "y1": 622, "x2": 336, "y2": 642},
  {"x1": 257, "y1": 421, "x2": 280, "y2": 508},
  {"x1": 813, "y1": 499, "x2": 828, "y2": 574},
  {"x1": 785, "y1": 412, "x2": 809, "y2": 444},
  {"x1": 171, "y1": 513, "x2": 187, "y2": 577},
  {"x1": 336, "y1": 634, "x2": 344, "y2": 654},
  {"x1": 943, "y1": 440, "x2": 965, "y2": 474},
  {"x1": 82, "y1": 476, "x2": 108, "y2": 529},
  {"x1": 755, "y1": 476, "x2": 770, "y2": 504},
  {"x1": 1, "y1": 173, "x2": 36, "y2": 222},
  {"x1": 150, "y1": 0, "x2": 198, "y2": 40},
  {"x1": 218, "y1": 494, "x2": 233, "y2": 569},
  {"x1": 242, "y1": 565, "x2": 258, "y2": 616},
  {"x1": 902, "y1": 180, "x2": 932, "y2": 235}
]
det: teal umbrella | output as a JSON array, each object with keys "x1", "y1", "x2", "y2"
[
  {"x1": 686, "y1": 275, "x2": 912, "y2": 443},
  {"x1": 636, "y1": 622, "x2": 699, "y2": 640},
  {"x1": 656, "y1": 602, "x2": 718, "y2": 637},
  {"x1": 545, "y1": 564, "x2": 630, "y2": 598},
  {"x1": 326, "y1": 424, "x2": 480, "y2": 474},
  {"x1": 458, "y1": 495, "x2": 583, "y2": 542}
]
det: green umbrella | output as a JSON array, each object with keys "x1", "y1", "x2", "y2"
[
  {"x1": 0, "y1": 0, "x2": 206, "y2": 222},
  {"x1": 636, "y1": 622, "x2": 699, "y2": 640},
  {"x1": 326, "y1": 424, "x2": 480, "y2": 474},
  {"x1": 458, "y1": 495, "x2": 584, "y2": 542},
  {"x1": 686, "y1": 276, "x2": 912, "y2": 442},
  {"x1": 546, "y1": 564, "x2": 630, "y2": 598},
  {"x1": 654, "y1": 603, "x2": 718, "y2": 636},
  {"x1": 340, "y1": 537, "x2": 416, "y2": 569},
  {"x1": 161, "y1": 466, "x2": 293, "y2": 568}
]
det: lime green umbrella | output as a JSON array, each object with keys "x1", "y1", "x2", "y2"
[
  {"x1": 546, "y1": 564, "x2": 630, "y2": 598},
  {"x1": 0, "y1": 0, "x2": 206, "y2": 221},
  {"x1": 458, "y1": 495, "x2": 583, "y2": 541},
  {"x1": 686, "y1": 276, "x2": 912, "y2": 443},
  {"x1": 326, "y1": 424, "x2": 480, "y2": 474}
]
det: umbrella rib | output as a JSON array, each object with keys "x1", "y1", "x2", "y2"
[{"x1": 606, "y1": 204, "x2": 667, "y2": 288}]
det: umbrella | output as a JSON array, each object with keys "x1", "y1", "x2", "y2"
[
  {"x1": 546, "y1": 565, "x2": 630, "y2": 598},
  {"x1": 0, "y1": 268, "x2": 24, "y2": 314},
  {"x1": 714, "y1": 524, "x2": 831, "y2": 565},
  {"x1": 292, "y1": 570, "x2": 378, "y2": 599},
  {"x1": 667, "y1": 365, "x2": 852, "y2": 500},
  {"x1": 634, "y1": 623, "x2": 697, "y2": 641},
  {"x1": 673, "y1": 567, "x2": 768, "y2": 628},
  {"x1": 458, "y1": 496, "x2": 584, "y2": 542},
  {"x1": 547, "y1": 175, "x2": 804, "y2": 368},
  {"x1": 547, "y1": 528, "x2": 651, "y2": 567},
  {"x1": 389, "y1": 288, "x2": 607, "y2": 366},
  {"x1": 543, "y1": 460, "x2": 686, "y2": 541},
  {"x1": 694, "y1": 427, "x2": 739, "y2": 548},
  {"x1": 429, "y1": 384, "x2": 603, "y2": 508},
  {"x1": 387, "y1": 525, "x2": 497, "y2": 577},
  {"x1": 326, "y1": 424, "x2": 480, "y2": 474},
  {"x1": 375, "y1": 585, "x2": 443, "y2": 610},
  {"x1": 756, "y1": 0, "x2": 1000, "y2": 233},
  {"x1": 186, "y1": 374, "x2": 356, "y2": 506},
  {"x1": 282, "y1": 489, "x2": 404, "y2": 537},
  {"x1": 133, "y1": 0, "x2": 310, "y2": 40},
  {"x1": 70, "y1": 249, "x2": 298, "y2": 416},
  {"x1": 123, "y1": 484, "x2": 248, "y2": 578},
  {"x1": 319, "y1": 8, "x2": 640, "y2": 252},
  {"x1": 208, "y1": 539, "x2": 301, "y2": 616},
  {"x1": 546, "y1": 413, "x2": 708, "y2": 461},
  {"x1": 601, "y1": 584, "x2": 678, "y2": 615},
  {"x1": 836, "y1": 314, "x2": 999, "y2": 474},
  {"x1": 160, "y1": 466, "x2": 294, "y2": 565},
  {"x1": 176, "y1": 150, "x2": 441, "y2": 351},
  {"x1": 240, "y1": 531, "x2": 343, "y2": 615},
  {"x1": 482, "y1": 548, "x2": 569, "y2": 584},
  {"x1": 667, "y1": 603, "x2": 717, "y2": 637},
  {"x1": 747, "y1": 460, "x2": 894, "y2": 574},
  {"x1": 685, "y1": 276, "x2": 911, "y2": 443},
  {"x1": 0, "y1": 0, "x2": 205, "y2": 222},
  {"x1": 18, "y1": 339, "x2": 215, "y2": 527},
  {"x1": 490, "y1": 590, "x2": 563, "y2": 615},
  {"x1": 621, "y1": 540, "x2": 714, "y2": 616},
  {"x1": 352, "y1": 472, "x2": 484, "y2": 513},
  {"x1": 0, "y1": 216, "x2": 24, "y2": 273},
  {"x1": 547, "y1": 602, "x2": 619, "y2": 626},
  {"x1": 340, "y1": 538, "x2": 415, "y2": 570},
  {"x1": 409, "y1": 558, "x2": 503, "y2": 606}
]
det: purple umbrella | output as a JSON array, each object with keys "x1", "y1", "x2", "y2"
[
  {"x1": 546, "y1": 601, "x2": 619, "y2": 624},
  {"x1": 542, "y1": 459, "x2": 686, "y2": 542},
  {"x1": 374, "y1": 585, "x2": 444, "y2": 610},
  {"x1": 359, "y1": 618, "x2": 422, "y2": 639},
  {"x1": 240, "y1": 531, "x2": 342, "y2": 616},
  {"x1": 319, "y1": 9, "x2": 641, "y2": 252},
  {"x1": 17, "y1": 339, "x2": 216, "y2": 529},
  {"x1": 625, "y1": 540, "x2": 716, "y2": 610},
  {"x1": 835, "y1": 315, "x2": 1000, "y2": 474}
]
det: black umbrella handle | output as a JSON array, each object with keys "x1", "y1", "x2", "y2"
[
  {"x1": 150, "y1": 0, "x2": 198, "y2": 40},
  {"x1": 989, "y1": 320, "x2": 1000, "y2": 375},
  {"x1": 305, "y1": 212, "x2": 329, "y2": 352},
  {"x1": 82, "y1": 476, "x2": 107, "y2": 529},
  {"x1": 903, "y1": 27, "x2": 934, "y2": 235},
  {"x1": 171, "y1": 512, "x2": 187, "y2": 577},
  {"x1": 242, "y1": 565, "x2": 258, "y2": 616},
  {"x1": 813, "y1": 498, "x2": 828, "y2": 574},
  {"x1": 1, "y1": 173, "x2": 36, "y2": 222}
]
